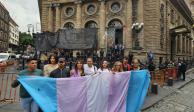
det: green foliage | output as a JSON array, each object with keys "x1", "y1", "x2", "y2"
[
  {"x1": 19, "y1": 32, "x2": 33, "y2": 46},
  {"x1": 18, "y1": 32, "x2": 34, "y2": 52}
]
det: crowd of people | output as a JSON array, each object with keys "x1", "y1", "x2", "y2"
[
  {"x1": 12, "y1": 50, "x2": 143, "y2": 112},
  {"x1": 12, "y1": 49, "x2": 192, "y2": 112},
  {"x1": 34, "y1": 48, "x2": 132, "y2": 70},
  {"x1": 41, "y1": 54, "x2": 142, "y2": 78}
]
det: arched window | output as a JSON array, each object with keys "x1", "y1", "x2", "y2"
[
  {"x1": 111, "y1": 2, "x2": 121, "y2": 13},
  {"x1": 108, "y1": 19, "x2": 123, "y2": 28},
  {"x1": 87, "y1": 4, "x2": 96, "y2": 15},
  {"x1": 63, "y1": 22, "x2": 75, "y2": 29},
  {"x1": 65, "y1": 7, "x2": 74, "y2": 17},
  {"x1": 85, "y1": 21, "x2": 98, "y2": 28}
]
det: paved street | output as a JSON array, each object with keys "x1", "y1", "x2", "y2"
[
  {"x1": 143, "y1": 80, "x2": 194, "y2": 112},
  {"x1": 0, "y1": 103, "x2": 21, "y2": 112}
]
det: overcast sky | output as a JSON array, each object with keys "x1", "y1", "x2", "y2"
[{"x1": 1, "y1": 0, "x2": 41, "y2": 32}]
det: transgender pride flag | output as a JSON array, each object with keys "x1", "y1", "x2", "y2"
[{"x1": 18, "y1": 70, "x2": 150, "y2": 112}]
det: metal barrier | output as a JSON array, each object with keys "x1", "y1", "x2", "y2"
[
  {"x1": 150, "y1": 70, "x2": 165, "y2": 86},
  {"x1": 0, "y1": 65, "x2": 7, "y2": 72},
  {"x1": 0, "y1": 73, "x2": 20, "y2": 103}
]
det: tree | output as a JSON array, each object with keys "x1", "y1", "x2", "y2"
[{"x1": 18, "y1": 32, "x2": 34, "y2": 53}]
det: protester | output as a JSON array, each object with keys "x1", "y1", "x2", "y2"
[
  {"x1": 112, "y1": 61, "x2": 123, "y2": 73},
  {"x1": 177, "y1": 60, "x2": 182, "y2": 80},
  {"x1": 122, "y1": 57, "x2": 131, "y2": 71},
  {"x1": 43, "y1": 55, "x2": 58, "y2": 77},
  {"x1": 70, "y1": 60, "x2": 85, "y2": 77},
  {"x1": 76, "y1": 51, "x2": 80, "y2": 59},
  {"x1": 131, "y1": 57, "x2": 142, "y2": 70},
  {"x1": 50, "y1": 57, "x2": 69, "y2": 78},
  {"x1": 100, "y1": 49, "x2": 104, "y2": 59},
  {"x1": 148, "y1": 61, "x2": 155, "y2": 72},
  {"x1": 180, "y1": 61, "x2": 187, "y2": 81},
  {"x1": 128, "y1": 52, "x2": 133, "y2": 65},
  {"x1": 11, "y1": 58, "x2": 43, "y2": 112},
  {"x1": 40, "y1": 52, "x2": 48, "y2": 65},
  {"x1": 159, "y1": 62, "x2": 166, "y2": 70},
  {"x1": 167, "y1": 60, "x2": 174, "y2": 68},
  {"x1": 97, "y1": 60, "x2": 110, "y2": 73},
  {"x1": 84, "y1": 57, "x2": 98, "y2": 75}
]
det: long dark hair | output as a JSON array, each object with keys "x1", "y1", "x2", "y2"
[
  {"x1": 75, "y1": 60, "x2": 84, "y2": 76},
  {"x1": 100, "y1": 60, "x2": 109, "y2": 71},
  {"x1": 48, "y1": 54, "x2": 58, "y2": 64}
]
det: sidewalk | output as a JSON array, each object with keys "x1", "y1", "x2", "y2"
[
  {"x1": 0, "y1": 103, "x2": 22, "y2": 112},
  {"x1": 142, "y1": 71, "x2": 194, "y2": 111}
]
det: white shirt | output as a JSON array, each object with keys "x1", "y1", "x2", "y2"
[
  {"x1": 97, "y1": 68, "x2": 110, "y2": 74},
  {"x1": 84, "y1": 64, "x2": 97, "y2": 75}
]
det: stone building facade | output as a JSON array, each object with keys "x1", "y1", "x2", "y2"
[
  {"x1": 0, "y1": 2, "x2": 9, "y2": 52},
  {"x1": 9, "y1": 17, "x2": 19, "y2": 52},
  {"x1": 38, "y1": 0, "x2": 194, "y2": 63},
  {"x1": 186, "y1": 0, "x2": 194, "y2": 59}
]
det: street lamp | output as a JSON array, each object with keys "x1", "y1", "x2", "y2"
[
  {"x1": 131, "y1": 22, "x2": 144, "y2": 33},
  {"x1": 132, "y1": 22, "x2": 144, "y2": 50}
]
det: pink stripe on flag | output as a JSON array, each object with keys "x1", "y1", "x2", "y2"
[
  {"x1": 57, "y1": 77, "x2": 87, "y2": 112},
  {"x1": 108, "y1": 72, "x2": 131, "y2": 112}
]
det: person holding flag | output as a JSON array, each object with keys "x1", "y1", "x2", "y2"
[{"x1": 11, "y1": 58, "x2": 43, "y2": 112}]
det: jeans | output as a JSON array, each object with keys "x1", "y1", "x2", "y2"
[{"x1": 21, "y1": 97, "x2": 39, "y2": 112}]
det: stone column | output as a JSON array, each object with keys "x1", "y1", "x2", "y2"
[
  {"x1": 187, "y1": 37, "x2": 190, "y2": 55},
  {"x1": 192, "y1": 41, "x2": 193, "y2": 56},
  {"x1": 176, "y1": 36, "x2": 178, "y2": 54},
  {"x1": 75, "y1": 1, "x2": 82, "y2": 28},
  {"x1": 48, "y1": 4, "x2": 53, "y2": 32},
  {"x1": 125, "y1": 0, "x2": 132, "y2": 50},
  {"x1": 185, "y1": 37, "x2": 187, "y2": 54},
  {"x1": 182, "y1": 35, "x2": 185, "y2": 54},
  {"x1": 137, "y1": 0, "x2": 144, "y2": 49},
  {"x1": 177, "y1": 35, "x2": 180, "y2": 53},
  {"x1": 99, "y1": 0, "x2": 106, "y2": 48},
  {"x1": 190, "y1": 38, "x2": 192, "y2": 55},
  {"x1": 55, "y1": 3, "x2": 61, "y2": 31},
  {"x1": 132, "y1": 0, "x2": 139, "y2": 49},
  {"x1": 187, "y1": 37, "x2": 189, "y2": 54},
  {"x1": 188, "y1": 38, "x2": 190, "y2": 54},
  {"x1": 180, "y1": 35, "x2": 182, "y2": 53}
]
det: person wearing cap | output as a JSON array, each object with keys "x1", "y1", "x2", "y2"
[{"x1": 49, "y1": 57, "x2": 70, "y2": 78}]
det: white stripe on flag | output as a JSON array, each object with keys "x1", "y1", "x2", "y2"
[{"x1": 86, "y1": 72, "x2": 111, "y2": 112}]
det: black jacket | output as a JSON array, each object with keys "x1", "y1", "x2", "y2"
[{"x1": 50, "y1": 68, "x2": 70, "y2": 78}]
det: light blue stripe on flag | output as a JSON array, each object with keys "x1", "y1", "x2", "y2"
[
  {"x1": 126, "y1": 70, "x2": 150, "y2": 112},
  {"x1": 18, "y1": 76, "x2": 57, "y2": 112}
]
